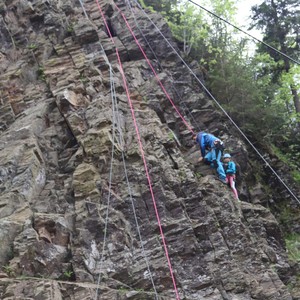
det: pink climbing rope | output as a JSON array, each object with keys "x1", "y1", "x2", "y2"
[
  {"x1": 113, "y1": 2, "x2": 195, "y2": 135},
  {"x1": 94, "y1": 0, "x2": 181, "y2": 299}
]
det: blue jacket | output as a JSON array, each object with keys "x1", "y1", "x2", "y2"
[
  {"x1": 223, "y1": 161, "x2": 236, "y2": 174},
  {"x1": 196, "y1": 132, "x2": 220, "y2": 157}
]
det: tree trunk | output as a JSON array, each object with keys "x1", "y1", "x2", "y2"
[{"x1": 291, "y1": 85, "x2": 300, "y2": 114}]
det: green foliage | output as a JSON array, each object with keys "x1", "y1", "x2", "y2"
[
  {"x1": 168, "y1": 131, "x2": 175, "y2": 140},
  {"x1": 274, "y1": 65, "x2": 300, "y2": 121},
  {"x1": 2, "y1": 265, "x2": 15, "y2": 277},
  {"x1": 279, "y1": 205, "x2": 293, "y2": 224},
  {"x1": 269, "y1": 144, "x2": 300, "y2": 185},
  {"x1": 208, "y1": 50, "x2": 287, "y2": 140},
  {"x1": 118, "y1": 286, "x2": 130, "y2": 294},
  {"x1": 37, "y1": 66, "x2": 46, "y2": 81},
  {"x1": 138, "y1": 0, "x2": 154, "y2": 11},
  {"x1": 291, "y1": 170, "x2": 300, "y2": 184},
  {"x1": 80, "y1": 73, "x2": 88, "y2": 84},
  {"x1": 195, "y1": 172, "x2": 202, "y2": 179},
  {"x1": 285, "y1": 233, "x2": 300, "y2": 262},
  {"x1": 250, "y1": 0, "x2": 300, "y2": 117},
  {"x1": 147, "y1": 0, "x2": 300, "y2": 175},
  {"x1": 165, "y1": 1, "x2": 287, "y2": 142},
  {"x1": 140, "y1": 0, "x2": 178, "y2": 16},
  {"x1": 270, "y1": 144, "x2": 290, "y2": 165},
  {"x1": 167, "y1": 2, "x2": 208, "y2": 56},
  {"x1": 216, "y1": 0, "x2": 237, "y2": 20},
  {"x1": 28, "y1": 43, "x2": 37, "y2": 50},
  {"x1": 270, "y1": 135, "x2": 300, "y2": 171},
  {"x1": 277, "y1": 202, "x2": 300, "y2": 242},
  {"x1": 63, "y1": 270, "x2": 73, "y2": 279},
  {"x1": 117, "y1": 286, "x2": 153, "y2": 298},
  {"x1": 67, "y1": 25, "x2": 74, "y2": 33},
  {"x1": 178, "y1": 169, "x2": 187, "y2": 180}
]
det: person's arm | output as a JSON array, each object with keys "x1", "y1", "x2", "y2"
[
  {"x1": 227, "y1": 161, "x2": 236, "y2": 174},
  {"x1": 200, "y1": 135, "x2": 206, "y2": 158}
]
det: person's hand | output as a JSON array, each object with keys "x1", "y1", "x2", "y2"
[{"x1": 198, "y1": 157, "x2": 203, "y2": 162}]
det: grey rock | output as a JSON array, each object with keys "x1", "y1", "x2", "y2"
[{"x1": 0, "y1": 0, "x2": 298, "y2": 299}]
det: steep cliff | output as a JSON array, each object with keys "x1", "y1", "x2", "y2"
[{"x1": 0, "y1": 0, "x2": 299, "y2": 299}]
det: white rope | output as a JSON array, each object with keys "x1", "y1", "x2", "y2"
[
  {"x1": 77, "y1": 1, "x2": 159, "y2": 297},
  {"x1": 94, "y1": 64, "x2": 117, "y2": 300},
  {"x1": 102, "y1": 40, "x2": 158, "y2": 296},
  {"x1": 112, "y1": 67, "x2": 159, "y2": 299},
  {"x1": 78, "y1": 0, "x2": 89, "y2": 18},
  {"x1": 75, "y1": 4, "x2": 114, "y2": 295},
  {"x1": 75, "y1": 2, "x2": 113, "y2": 299}
]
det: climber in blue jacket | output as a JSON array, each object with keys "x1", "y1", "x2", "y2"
[{"x1": 193, "y1": 131, "x2": 226, "y2": 183}]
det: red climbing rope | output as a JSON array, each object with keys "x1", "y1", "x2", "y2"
[
  {"x1": 114, "y1": 2, "x2": 195, "y2": 135},
  {"x1": 94, "y1": 1, "x2": 181, "y2": 299}
]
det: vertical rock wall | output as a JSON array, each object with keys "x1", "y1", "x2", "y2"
[{"x1": 0, "y1": 0, "x2": 298, "y2": 299}]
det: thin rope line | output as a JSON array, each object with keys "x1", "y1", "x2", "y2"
[
  {"x1": 115, "y1": 46, "x2": 180, "y2": 300},
  {"x1": 94, "y1": 64, "x2": 117, "y2": 300},
  {"x1": 94, "y1": 1, "x2": 181, "y2": 298},
  {"x1": 187, "y1": 0, "x2": 300, "y2": 66},
  {"x1": 132, "y1": 0, "x2": 300, "y2": 204},
  {"x1": 113, "y1": 2, "x2": 194, "y2": 135},
  {"x1": 78, "y1": 0, "x2": 89, "y2": 18},
  {"x1": 77, "y1": 2, "x2": 159, "y2": 297},
  {"x1": 76, "y1": 2, "x2": 112, "y2": 298},
  {"x1": 110, "y1": 56, "x2": 160, "y2": 298},
  {"x1": 111, "y1": 68, "x2": 159, "y2": 299}
]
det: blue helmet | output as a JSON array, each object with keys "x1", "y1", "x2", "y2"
[{"x1": 223, "y1": 153, "x2": 231, "y2": 158}]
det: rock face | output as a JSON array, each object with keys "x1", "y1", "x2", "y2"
[{"x1": 0, "y1": 0, "x2": 299, "y2": 299}]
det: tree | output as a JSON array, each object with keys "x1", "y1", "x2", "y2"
[
  {"x1": 168, "y1": 2, "x2": 208, "y2": 56},
  {"x1": 139, "y1": 0, "x2": 179, "y2": 16},
  {"x1": 250, "y1": 0, "x2": 300, "y2": 119}
]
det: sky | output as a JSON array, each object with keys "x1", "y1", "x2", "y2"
[
  {"x1": 236, "y1": 0, "x2": 261, "y2": 24},
  {"x1": 191, "y1": 0, "x2": 264, "y2": 39},
  {"x1": 191, "y1": 0, "x2": 264, "y2": 53},
  {"x1": 235, "y1": 0, "x2": 264, "y2": 39}
]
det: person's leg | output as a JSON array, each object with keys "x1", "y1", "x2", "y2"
[
  {"x1": 204, "y1": 151, "x2": 213, "y2": 165},
  {"x1": 226, "y1": 174, "x2": 230, "y2": 184},
  {"x1": 211, "y1": 148, "x2": 218, "y2": 168},
  {"x1": 211, "y1": 147, "x2": 217, "y2": 161},
  {"x1": 213, "y1": 149, "x2": 226, "y2": 179},
  {"x1": 216, "y1": 161, "x2": 226, "y2": 179},
  {"x1": 229, "y1": 176, "x2": 239, "y2": 199}
]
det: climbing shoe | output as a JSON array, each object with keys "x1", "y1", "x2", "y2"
[{"x1": 217, "y1": 177, "x2": 227, "y2": 184}]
